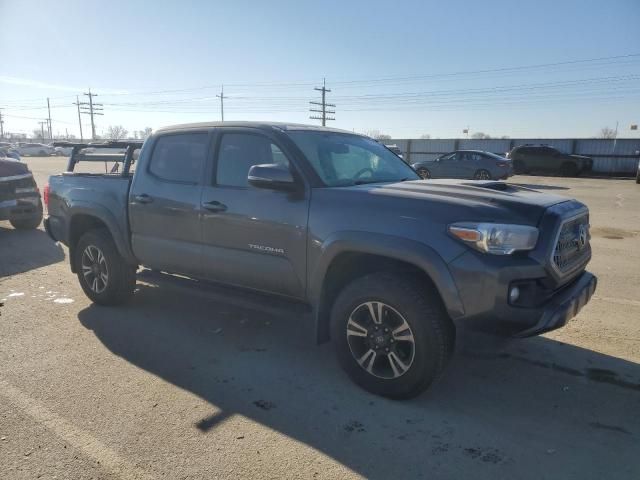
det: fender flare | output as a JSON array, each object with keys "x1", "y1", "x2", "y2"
[
  {"x1": 66, "y1": 201, "x2": 137, "y2": 271},
  {"x1": 309, "y1": 231, "x2": 465, "y2": 343}
]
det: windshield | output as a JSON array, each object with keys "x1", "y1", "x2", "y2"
[{"x1": 289, "y1": 131, "x2": 418, "y2": 186}]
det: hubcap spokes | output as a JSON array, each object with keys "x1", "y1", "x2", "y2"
[
  {"x1": 81, "y1": 245, "x2": 108, "y2": 293},
  {"x1": 346, "y1": 301, "x2": 416, "y2": 379}
]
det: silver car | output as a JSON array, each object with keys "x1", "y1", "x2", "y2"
[{"x1": 412, "y1": 150, "x2": 513, "y2": 180}]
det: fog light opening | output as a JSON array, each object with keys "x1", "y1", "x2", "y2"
[{"x1": 509, "y1": 286, "x2": 520, "y2": 304}]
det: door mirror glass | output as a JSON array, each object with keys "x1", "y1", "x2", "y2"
[{"x1": 248, "y1": 164, "x2": 295, "y2": 190}]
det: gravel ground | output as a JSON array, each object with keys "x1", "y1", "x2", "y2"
[{"x1": 1, "y1": 157, "x2": 639, "y2": 479}]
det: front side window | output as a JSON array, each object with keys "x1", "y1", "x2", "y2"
[
  {"x1": 149, "y1": 133, "x2": 208, "y2": 183},
  {"x1": 216, "y1": 133, "x2": 290, "y2": 187},
  {"x1": 289, "y1": 131, "x2": 418, "y2": 187}
]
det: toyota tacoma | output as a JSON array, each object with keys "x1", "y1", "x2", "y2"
[{"x1": 45, "y1": 123, "x2": 597, "y2": 399}]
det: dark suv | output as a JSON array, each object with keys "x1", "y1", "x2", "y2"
[{"x1": 507, "y1": 145, "x2": 593, "y2": 177}]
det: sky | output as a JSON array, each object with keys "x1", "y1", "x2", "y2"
[{"x1": 1, "y1": 0, "x2": 639, "y2": 139}]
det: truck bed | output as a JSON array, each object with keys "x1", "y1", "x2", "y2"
[{"x1": 47, "y1": 173, "x2": 132, "y2": 247}]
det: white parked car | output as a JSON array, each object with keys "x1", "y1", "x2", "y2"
[
  {"x1": 16, "y1": 143, "x2": 55, "y2": 156},
  {"x1": 54, "y1": 146, "x2": 74, "y2": 156}
]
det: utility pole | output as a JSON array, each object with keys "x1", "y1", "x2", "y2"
[
  {"x1": 309, "y1": 78, "x2": 335, "y2": 126},
  {"x1": 38, "y1": 121, "x2": 47, "y2": 141},
  {"x1": 0, "y1": 109, "x2": 4, "y2": 139},
  {"x1": 73, "y1": 96, "x2": 84, "y2": 141},
  {"x1": 80, "y1": 89, "x2": 103, "y2": 140},
  {"x1": 47, "y1": 97, "x2": 52, "y2": 140},
  {"x1": 216, "y1": 85, "x2": 227, "y2": 121}
]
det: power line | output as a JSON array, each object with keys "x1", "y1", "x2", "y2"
[{"x1": 309, "y1": 78, "x2": 335, "y2": 126}]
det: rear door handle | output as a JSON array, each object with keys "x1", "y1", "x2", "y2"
[
  {"x1": 134, "y1": 193, "x2": 154, "y2": 204},
  {"x1": 203, "y1": 200, "x2": 227, "y2": 212}
]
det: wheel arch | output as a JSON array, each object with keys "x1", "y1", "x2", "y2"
[
  {"x1": 67, "y1": 204, "x2": 136, "y2": 272},
  {"x1": 310, "y1": 232, "x2": 465, "y2": 344}
]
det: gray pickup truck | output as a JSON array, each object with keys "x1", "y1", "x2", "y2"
[{"x1": 45, "y1": 122, "x2": 597, "y2": 399}]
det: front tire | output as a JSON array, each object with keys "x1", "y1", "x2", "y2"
[
  {"x1": 417, "y1": 168, "x2": 431, "y2": 179},
  {"x1": 75, "y1": 228, "x2": 136, "y2": 305},
  {"x1": 330, "y1": 273, "x2": 454, "y2": 399},
  {"x1": 560, "y1": 162, "x2": 578, "y2": 177}
]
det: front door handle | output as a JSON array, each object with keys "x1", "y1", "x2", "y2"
[
  {"x1": 134, "y1": 193, "x2": 154, "y2": 204},
  {"x1": 203, "y1": 200, "x2": 227, "y2": 212}
]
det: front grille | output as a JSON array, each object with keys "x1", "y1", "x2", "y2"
[{"x1": 553, "y1": 213, "x2": 590, "y2": 275}]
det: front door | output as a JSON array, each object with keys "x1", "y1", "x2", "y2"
[
  {"x1": 129, "y1": 131, "x2": 210, "y2": 276},
  {"x1": 199, "y1": 129, "x2": 309, "y2": 298}
]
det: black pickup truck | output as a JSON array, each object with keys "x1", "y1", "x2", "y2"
[{"x1": 45, "y1": 123, "x2": 597, "y2": 399}]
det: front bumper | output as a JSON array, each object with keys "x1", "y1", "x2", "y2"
[
  {"x1": 448, "y1": 246, "x2": 597, "y2": 337},
  {"x1": 512, "y1": 271, "x2": 596, "y2": 337}
]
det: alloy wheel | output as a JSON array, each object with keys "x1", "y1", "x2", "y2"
[
  {"x1": 81, "y1": 245, "x2": 109, "y2": 294},
  {"x1": 418, "y1": 168, "x2": 431, "y2": 179},
  {"x1": 346, "y1": 301, "x2": 416, "y2": 379},
  {"x1": 475, "y1": 170, "x2": 491, "y2": 180}
]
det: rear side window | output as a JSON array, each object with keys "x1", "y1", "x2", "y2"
[
  {"x1": 216, "y1": 133, "x2": 289, "y2": 187},
  {"x1": 149, "y1": 133, "x2": 208, "y2": 183}
]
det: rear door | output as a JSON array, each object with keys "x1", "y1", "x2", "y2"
[
  {"x1": 199, "y1": 128, "x2": 309, "y2": 298},
  {"x1": 457, "y1": 152, "x2": 477, "y2": 178},
  {"x1": 129, "y1": 131, "x2": 211, "y2": 276},
  {"x1": 432, "y1": 152, "x2": 458, "y2": 178}
]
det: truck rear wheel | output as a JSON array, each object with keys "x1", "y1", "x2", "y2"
[
  {"x1": 330, "y1": 272, "x2": 454, "y2": 399},
  {"x1": 75, "y1": 228, "x2": 136, "y2": 305}
]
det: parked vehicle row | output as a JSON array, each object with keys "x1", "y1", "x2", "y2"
[
  {"x1": 388, "y1": 143, "x2": 596, "y2": 179},
  {"x1": 45, "y1": 122, "x2": 596, "y2": 399}
]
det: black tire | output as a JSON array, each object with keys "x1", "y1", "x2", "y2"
[
  {"x1": 330, "y1": 272, "x2": 454, "y2": 399},
  {"x1": 513, "y1": 160, "x2": 526, "y2": 174},
  {"x1": 474, "y1": 169, "x2": 492, "y2": 180},
  {"x1": 636, "y1": 172, "x2": 640, "y2": 184},
  {"x1": 10, "y1": 208, "x2": 43, "y2": 230},
  {"x1": 417, "y1": 167, "x2": 431, "y2": 179},
  {"x1": 75, "y1": 228, "x2": 136, "y2": 305},
  {"x1": 560, "y1": 162, "x2": 578, "y2": 177}
]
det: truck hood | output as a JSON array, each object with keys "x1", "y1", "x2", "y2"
[
  {"x1": 343, "y1": 179, "x2": 571, "y2": 224},
  {"x1": 0, "y1": 157, "x2": 30, "y2": 178}
]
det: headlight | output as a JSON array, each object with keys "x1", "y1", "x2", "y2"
[{"x1": 449, "y1": 222, "x2": 539, "y2": 255}]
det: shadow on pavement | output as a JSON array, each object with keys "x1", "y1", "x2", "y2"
[
  {"x1": 78, "y1": 283, "x2": 639, "y2": 480},
  {"x1": 0, "y1": 224, "x2": 65, "y2": 277}
]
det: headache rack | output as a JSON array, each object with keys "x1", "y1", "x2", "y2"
[{"x1": 53, "y1": 141, "x2": 144, "y2": 175}]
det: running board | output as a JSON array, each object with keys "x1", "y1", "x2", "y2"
[{"x1": 137, "y1": 269, "x2": 312, "y2": 321}]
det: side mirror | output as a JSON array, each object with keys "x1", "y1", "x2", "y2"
[{"x1": 248, "y1": 164, "x2": 296, "y2": 191}]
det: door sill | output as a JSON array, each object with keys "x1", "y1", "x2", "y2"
[{"x1": 137, "y1": 269, "x2": 312, "y2": 320}]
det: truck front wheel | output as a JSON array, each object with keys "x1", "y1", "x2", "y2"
[
  {"x1": 75, "y1": 228, "x2": 136, "y2": 305},
  {"x1": 330, "y1": 272, "x2": 454, "y2": 399}
]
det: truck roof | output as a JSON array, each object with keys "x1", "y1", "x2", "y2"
[{"x1": 156, "y1": 121, "x2": 359, "y2": 135}]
